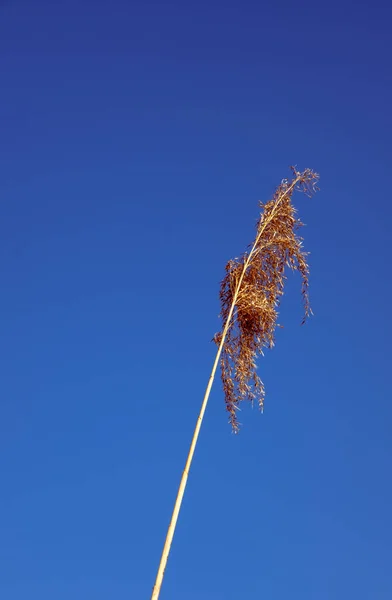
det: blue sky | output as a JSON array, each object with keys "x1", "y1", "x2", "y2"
[{"x1": 1, "y1": 0, "x2": 391, "y2": 598}]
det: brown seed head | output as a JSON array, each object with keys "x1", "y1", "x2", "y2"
[{"x1": 214, "y1": 167, "x2": 319, "y2": 432}]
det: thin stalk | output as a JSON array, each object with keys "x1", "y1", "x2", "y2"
[{"x1": 150, "y1": 177, "x2": 301, "y2": 600}]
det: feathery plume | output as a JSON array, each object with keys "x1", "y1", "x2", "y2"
[{"x1": 214, "y1": 167, "x2": 319, "y2": 431}]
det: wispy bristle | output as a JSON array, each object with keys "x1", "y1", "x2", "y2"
[{"x1": 214, "y1": 167, "x2": 319, "y2": 432}]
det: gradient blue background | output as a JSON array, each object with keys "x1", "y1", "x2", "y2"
[{"x1": 1, "y1": 1, "x2": 391, "y2": 598}]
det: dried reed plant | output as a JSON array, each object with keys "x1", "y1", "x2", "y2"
[{"x1": 151, "y1": 167, "x2": 319, "y2": 600}]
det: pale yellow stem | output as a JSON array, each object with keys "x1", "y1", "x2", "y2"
[{"x1": 150, "y1": 177, "x2": 300, "y2": 600}]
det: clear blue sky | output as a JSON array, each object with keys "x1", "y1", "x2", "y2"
[{"x1": 1, "y1": 1, "x2": 391, "y2": 598}]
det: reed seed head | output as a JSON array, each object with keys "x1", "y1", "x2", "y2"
[{"x1": 214, "y1": 167, "x2": 319, "y2": 432}]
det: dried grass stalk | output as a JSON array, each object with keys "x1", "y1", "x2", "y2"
[{"x1": 151, "y1": 167, "x2": 319, "y2": 600}]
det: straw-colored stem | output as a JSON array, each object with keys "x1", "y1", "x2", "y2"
[
  {"x1": 150, "y1": 307, "x2": 234, "y2": 600},
  {"x1": 150, "y1": 177, "x2": 300, "y2": 600}
]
